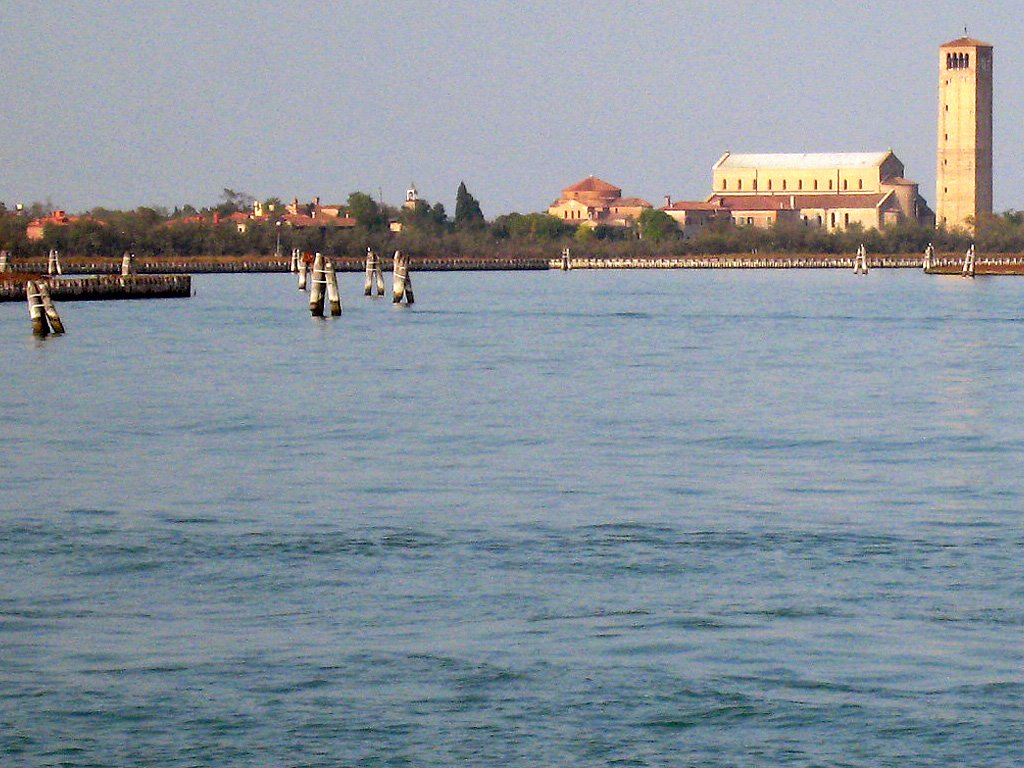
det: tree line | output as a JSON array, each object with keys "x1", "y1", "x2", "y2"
[{"x1": 3, "y1": 188, "x2": 1023, "y2": 260}]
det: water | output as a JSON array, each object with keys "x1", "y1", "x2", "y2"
[{"x1": 1, "y1": 270, "x2": 1022, "y2": 766}]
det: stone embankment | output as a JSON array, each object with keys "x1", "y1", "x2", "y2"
[{"x1": 0, "y1": 275, "x2": 191, "y2": 302}]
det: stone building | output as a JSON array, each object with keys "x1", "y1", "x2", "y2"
[
  {"x1": 936, "y1": 37, "x2": 993, "y2": 230},
  {"x1": 705, "y1": 151, "x2": 933, "y2": 231},
  {"x1": 547, "y1": 176, "x2": 652, "y2": 226}
]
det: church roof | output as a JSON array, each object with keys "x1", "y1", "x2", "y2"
[
  {"x1": 711, "y1": 193, "x2": 890, "y2": 211},
  {"x1": 715, "y1": 151, "x2": 893, "y2": 170},
  {"x1": 563, "y1": 176, "x2": 621, "y2": 194},
  {"x1": 940, "y1": 37, "x2": 992, "y2": 48}
]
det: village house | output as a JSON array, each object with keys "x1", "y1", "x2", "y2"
[
  {"x1": 26, "y1": 210, "x2": 82, "y2": 241},
  {"x1": 659, "y1": 197, "x2": 725, "y2": 238},
  {"x1": 547, "y1": 176, "x2": 652, "y2": 227}
]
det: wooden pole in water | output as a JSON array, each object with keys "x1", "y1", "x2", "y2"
[
  {"x1": 25, "y1": 280, "x2": 50, "y2": 337},
  {"x1": 0, "y1": 250, "x2": 9, "y2": 273},
  {"x1": 923, "y1": 243, "x2": 934, "y2": 272},
  {"x1": 37, "y1": 281, "x2": 65, "y2": 334},
  {"x1": 298, "y1": 252, "x2": 309, "y2": 290},
  {"x1": 364, "y1": 247, "x2": 374, "y2": 295},
  {"x1": 375, "y1": 251, "x2": 385, "y2": 295},
  {"x1": 47, "y1": 248, "x2": 63, "y2": 276},
  {"x1": 561, "y1": 247, "x2": 571, "y2": 271},
  {"x1": 309, "y1": 252, "x2": 326, "y2": 316},
  {"x1": 853, "y1": 244, "x2": 868, "y2": 274},
  {"x1": 325, "y1": 257, "x2": 342, "y2": 316},
  {"x1": 404, "y1": 265, "x2": 414, "y2": 304},
  {"x1": 392, "y1": 250, "x2": 414, "y2": 304},
  {"x1": 290, "y1": 247, "x2": 299, "y2": 273},
  {"x1": 962, "y1": 244, "x2": 976, "y2": 278},
  {"x1": 121, "y1": 251, "x2": 134, "y2": 276}
]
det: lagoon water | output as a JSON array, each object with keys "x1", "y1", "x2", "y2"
[{"x1": 1, "y1": 269, "x2": 1023, "y2": 766}]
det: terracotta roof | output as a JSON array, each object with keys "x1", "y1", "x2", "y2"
[
  {"x1": 662, "y1": 201, "x2": 720, "y2": 211},
  {"x1": 883, "y1": 177, "x2": 918, "y2": 186},
  {"x1": 612, "y1": 197, "x2": 652, "y2": 208},
  {"x1": 710, "y1": 193, "x2": 890, "y2": 211},
  {"x1": 563, "y1": 176, "x2": 621, "y2": 194},
  {"x1": 941, "y1": 37, "x2": 992, "y2": 48}
]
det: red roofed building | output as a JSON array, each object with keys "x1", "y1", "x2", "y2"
[
  {"x1": 660, "y1": 198, "x2": 726, "y2": 238},
  {"x1": 26, "y1": 210, "x2": 79, "y2": 241},
  {"x1": 547, "y1": 176, "x2": 652, "y2": 226}
]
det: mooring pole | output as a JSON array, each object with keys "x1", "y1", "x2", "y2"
[
  {"x1": 962, "y1": 244, "x2": 976, "y2": 278},
  {"x1": 364, "y1": 247, "x2": 375, "y2": 296},
  {"x1": 26, "y1": 280, "x2": 50, "y2": 337},
  {"x1": 309, "y1": 252, "x2": 326, "y2": 316},
  {"x1": 923, "y1": 243, "x2": 934, "y2": 272},
  {"x1": 298, "y1": 252, "x2": 309, "y2": 290},
  {"x1": 47, "y1": 249, "x2": 63, "y2": 276},
  {"x1": 0, "y1": 250, "x2": 9, "y2": 273},
  {"x1": 325, "y1": 257, "x2": 342, "y2": 316},
  {"x1": 37, "y1": 281, "x2": 65, "y2": 334}
]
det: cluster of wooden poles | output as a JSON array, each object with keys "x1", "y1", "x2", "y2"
[
  {"x1": 26, "y1": 280, "x2": 65, "y2": 336},
  {"x1": 290, "y1": 247, "x2": 413, "y2": 316}
]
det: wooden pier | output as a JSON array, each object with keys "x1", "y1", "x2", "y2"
[{"x1": 0, "y1": 274, "x2": 191, "y2": 303}]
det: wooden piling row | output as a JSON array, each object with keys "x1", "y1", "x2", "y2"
[
  {"x1": 0, "y1": 250, "x2": 9, "y2": 273},
  {"x1": 298, "y1": 253, "x2": 309, "y2": 290},
  {"x1": 0, "y1": 274, "x2": 192, "y2": 302}
]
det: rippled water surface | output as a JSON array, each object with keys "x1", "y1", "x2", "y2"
[{"x1": 2, "y1": 270, "x2": 1023, "y2": 766}]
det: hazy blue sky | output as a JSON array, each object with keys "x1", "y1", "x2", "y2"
[{"x1": 2, "y1": 1, "x2": 1021, "y2": 216}]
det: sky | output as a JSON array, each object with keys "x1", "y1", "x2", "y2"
[{"x1": 2, "y1": 1, "x2": 1022, "y2": 217}]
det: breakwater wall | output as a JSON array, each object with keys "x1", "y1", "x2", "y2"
[
  {"x1": 924, "y1": 256, "x2": 1024, "y2": 275},
  {"x1": 9, "y1": 253, "x2": 1024, "y2": 273},
  {"x1": 0, "y1": 275, "x2": 191, "y2": 302},
  {"x1": 6, "y1": 256, "x2": 552, "y2": 274},
  {"x1": 548, "y1": 255, "x2": 929, "y2": 269}
]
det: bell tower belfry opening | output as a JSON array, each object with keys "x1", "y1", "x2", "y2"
[{"x1": 936, "y1": 36, "x2": 993, "y2": 231}]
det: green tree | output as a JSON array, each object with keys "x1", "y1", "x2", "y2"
[
  {"x1": 454, "y1": 181, "x2": 485, "y2": 229},
  {"x1": 346, "y1": 191, "x2": 385, "y2": 230},
  {"x1": 637, "y1": 209, "x2": 678, "y2": 242}
]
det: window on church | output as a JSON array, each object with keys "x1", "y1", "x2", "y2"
[
  {"x1": 828, "y1": 180, "x2": 833, "y2": 190},
  {"x1": 844, "y1": 213, "x2": 850, "y2": 226},
  {"x1": 798, "y1": 180, "x2": 803, "y2": 190},
  {"x1": 722, "y1": 179, "x2": 727, "y2": 190},
  {"x1": 782, "y1": 180, "x2": 787, "y2": 191},
  {"x1": 738, "y1": 180, "x2": 742, "y2": 191},
  {"x1": 843, "y1": 180, "x2": 848, "y2": 191},
  {"x1": 767, "y1": 179, "x2": 772, "y2": 191},
  {"x1": 858, "y1": 179, "x2": 863, "y2": 190},
  {"x1": 814, "y1": 180, "x2": 819, "y2": 191}
]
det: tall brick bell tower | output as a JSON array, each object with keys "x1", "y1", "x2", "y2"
[{"x1": 936, "y1": 36, "x2": 993, "y2": 231}]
